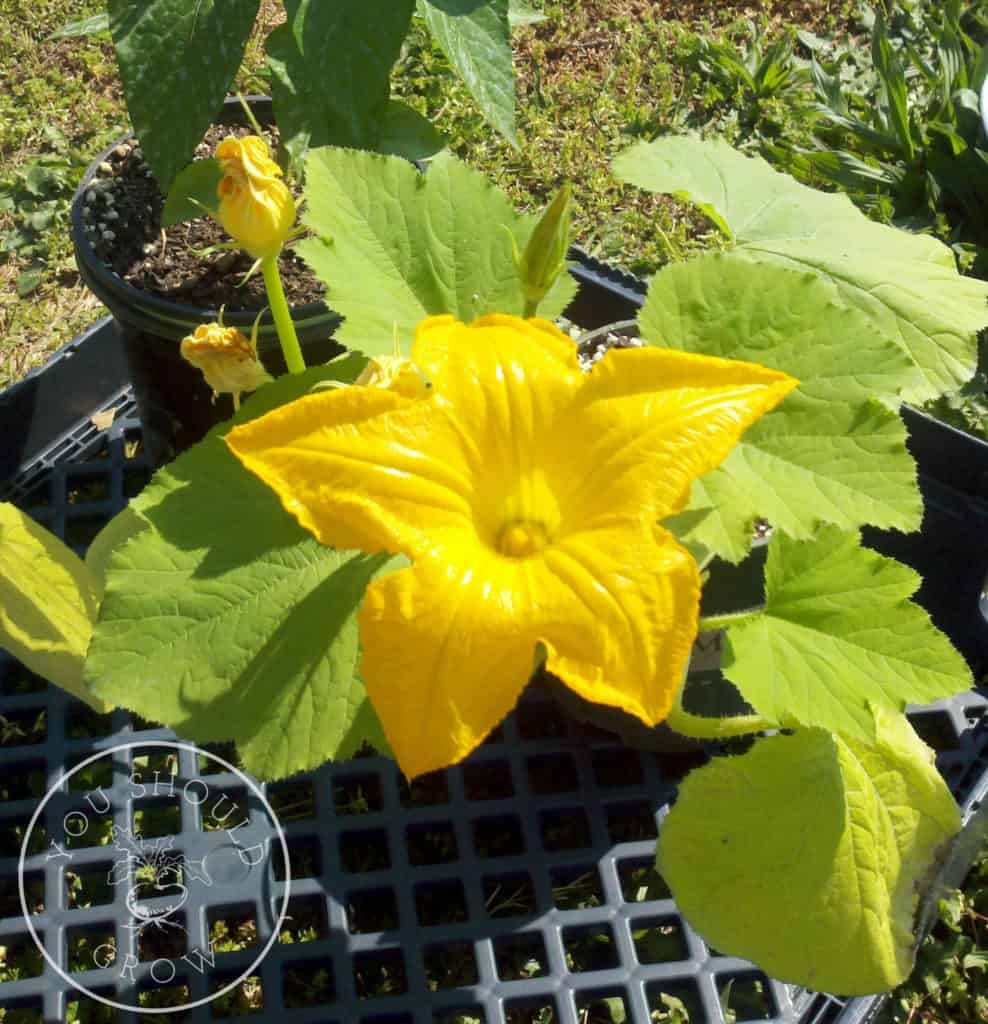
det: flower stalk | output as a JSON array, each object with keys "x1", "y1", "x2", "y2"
[
  {"x1": 696, "y1": 607, "x2": 763, "y2": 632},
  {"x1": 261, "y1": 254, "x2": 306, "y2": 375},
  {"x1": 665, "y1": 683, "x2": 776, "y2": 740}
]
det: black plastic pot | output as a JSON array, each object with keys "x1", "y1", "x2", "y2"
[{"x1": 71, "y1": 96, "x2": 340, "y2": 463}]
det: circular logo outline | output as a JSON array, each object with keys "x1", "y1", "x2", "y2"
[{"x1": 18, "y1": 739, "x2": 292, "y2": 1015}]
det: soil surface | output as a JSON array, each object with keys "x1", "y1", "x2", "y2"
[
  {"x1": 576, "y1": 325, "x2": 643, "y2": 371},
  {"x1": 79, "y1": 122, "x2": 325, "y2": 311}
]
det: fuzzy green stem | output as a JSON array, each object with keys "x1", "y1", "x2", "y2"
[
  {"x1": 261, "y1": 254, "x2": 305, "y2": 375},
  {"x1": 665, "y1": 680, "x2": 776, "y2": 740},
  {"x1": 697, "y1": 607, "x2": 763, "y2": 633},
  {"x1": 523, "y1": 297, "x2": 539, "y2": 318}
]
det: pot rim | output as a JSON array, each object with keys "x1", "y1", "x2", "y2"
[{"x1": 574, "y1": 317, "x2": 639, "y2": 347}]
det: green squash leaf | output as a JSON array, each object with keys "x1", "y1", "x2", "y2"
[
  {"x1": 0, "y1": 503, "x2": 109, "y2": 711},
  {"x1": 723, "y1": 528, "x2": 972, "y2": 741},
  {"x1": 419, "y1": 0, "x2": 517, "y2": 146},
  {"x1": 299, "y1": 148, "x2": 577, "y2": 355},
  {"x1": 267, "y1": 0, "x2": 415, "y2": 168},
  {"x1": 614, "y1": 137, "x2": 988, "y2": 402},
  {"x1": 162, "y1": 159, "x2": 222, "y2": 227},
  {"x1": 684, "y1": 398, "x2": 920, "y2": 562},
  {"x1": 659, "y1": 711, "x2": 961, "y2": 994},
  {"x1": 85, "y1": 357, "x2": 397, "y2": 780},
  {"x1": 643, "y1": 254, "x2": 923, "y2": 405},
  {"x1": 614, "y1": 135, "x2": 861, "y2": 242},
  {"x1": 86, "y1": 507, "x2": 149, "y2": 604},
  {"x1": 379, "y1": 100, "x2": 445, "y2": 162},
  {"x1": 645, "y1": 255, "x2": 923, "y2": 559},
  {"x1": 108, "y1": 0, "x2": 260, "y2": 190}
]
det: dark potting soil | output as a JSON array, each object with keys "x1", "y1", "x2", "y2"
[{"x1": 79, "y1": 121, "x2": 325, "y2": 311}]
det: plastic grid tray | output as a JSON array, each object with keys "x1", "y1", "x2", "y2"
[
  {"x1": 1, "y1": 267, "x2": 987, "y2": 1023},
  {"x1": 2, "y1": 401, "x2": 986, "y2": 1024}
]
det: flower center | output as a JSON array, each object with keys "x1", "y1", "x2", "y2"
[{"x1": 497, "y1": 520, "x2": 549, "y2": 558}]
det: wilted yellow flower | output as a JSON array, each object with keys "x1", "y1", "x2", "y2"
[
  {"x1": 180, "y1": 321, "x2": 272, "y2": 407},
  {"x1": 215, "y1": 136, "x2": 296, "y2": 259},
  {"x1": 227, "y1": 314, "x2": 797, "y2": 778}
]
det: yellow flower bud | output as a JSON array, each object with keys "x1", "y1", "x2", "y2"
[
  {"x1": 356, "y1": 355, "x2": 429, "y2": 400},
  {"x1": 215, "y1": 136, "x2": 296, "y2": 259},
  {"x1": 180, "y1": 322, "x2": 273, "y2": 407}
]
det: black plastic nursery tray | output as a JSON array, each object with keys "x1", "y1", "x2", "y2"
[{"x1": 1, "y1": 259, "x2": 987, "y2": 1024}]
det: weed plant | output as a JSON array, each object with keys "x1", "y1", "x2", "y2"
[
  {"x1": 876, "y1": 848, "x2": 988, "y2": 1024},
  {"x1": 771, "y1": 1, "x2": 988, "y2": 267}
]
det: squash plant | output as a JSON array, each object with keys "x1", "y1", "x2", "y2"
[
  {"x1": 3, "y1": 138, "x2": 988, "y2": 996},
  {"x1": 65, "y1": 0, "x2": 539, "y2": 189}
]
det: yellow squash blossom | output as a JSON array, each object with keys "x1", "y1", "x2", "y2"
[
  {"x1": 180, "y1": 321, "x2": 272, "y2": 407},
  {"x1": 227, "y1": 315, "x2": 797, "y2": 778},
  {"x1": 215, "y1": 135, "x2": 296, "y2": 259}
]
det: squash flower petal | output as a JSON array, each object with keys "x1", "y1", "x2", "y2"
[
  {"x1": 180, "y1": 322, "x2": 273, "y2": 405},
  {"x1": 359, "y1": 519, "x2": 700, "y2": 774},
  {"x1": 227, "y1": 315, "x2": 798, "y2": 778},
  {"x1": 215, "y1": 135, "x2": 296, "y2": 259}
]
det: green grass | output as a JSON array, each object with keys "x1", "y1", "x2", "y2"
[
  {"x1": 395, "y1": 3, "x2": 707, "y2": 276},
  {"x1": 0, "y1": 0, "x2": 123, "y2": 388}
]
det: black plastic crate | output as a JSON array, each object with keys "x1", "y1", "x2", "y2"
[{"x1": 1, "y1": 259, "x2": 987, "y2": 1024}]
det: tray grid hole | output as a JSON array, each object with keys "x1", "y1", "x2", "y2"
[{"x1": 424, "y1": 939, "x2": 478, "y2": 990}]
